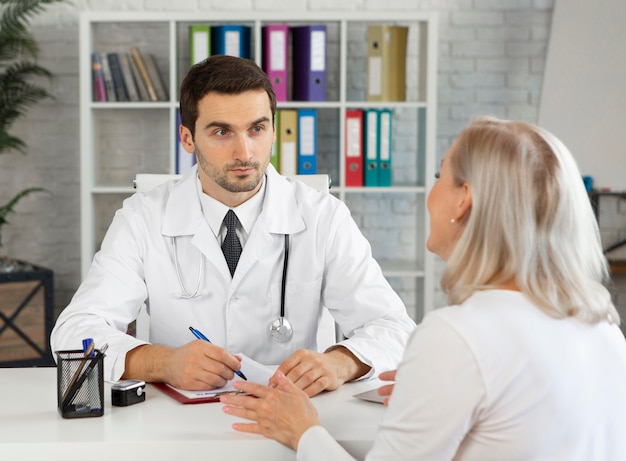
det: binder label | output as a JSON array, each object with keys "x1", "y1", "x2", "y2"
[
  {"x1": 225, "y1": 30, "x2": 241, "y2": 56},
  {"x1": 281, "y1": 142, "x2": 297, "y2": 176},
  {"x1": 368, "y1": 57, "x2": 382, "y2": 96},
  {"x1": 311, "y1": 30, "x2": 326, "y2": 71},
  {"x1": 380, "y1": 111, "x2": 391, "y2": 161},
  {"x1": 346, "y1": 118, "x2": 361, "y2": 158},
  {"x1": 366, "y1": 110, "x2": 378, "y2": 161},
  {"x1": 192, "y1": 30, "x2": 209, "y2": 64},
  {"x1": 270, "y1": 30, "x2": 286, "y2": 70},
  {"x1": 299, "y1": 115, "x2": 315, "y2": 156}
]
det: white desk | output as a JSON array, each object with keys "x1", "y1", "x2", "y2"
[{"x1": 0, "y1": 367, "x2": 384, "y2": 461}]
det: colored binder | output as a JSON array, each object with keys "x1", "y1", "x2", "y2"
[
  {"x1": 366, "y1": 25, "x2": 384, "y2": 102},
  {"x1": 262, "y1": 24, "x2": 289, "y2": 102},
  {"x1": 189, "y1": 25, "x2": 211, "y2": 66},
  {"x1": 378, "y1": 109, "x2": 393, "y2": 186},
  {"x1": 384, "y1": 26, "x2": 409, "y2": 101},
  {"x1": 345, "y1": 109, "x2": 364, "y2": 187},
  {"x1": 270, "y1": 110, "x2": 280, "y2": 172},
  {"x1": 211, "y1": 25, "x2": 251, "y2": 58},
  {"x1": 176, "y1": 110, "x2": 196, "y2": 174},
  {"x1": 278, "y1": 109, "x2": 298, "y2": 176},
  {"x1": 367, "y1": 25, "x2": 409, "y2": 102},
  {"x1": 297, "y1": 109, "x2": 317, "y2": 174},
  {"x1": 363, "y1": 109, "x2": 380, "y2": 187},
  {"x1": 291, "y1": 25, "x2": 327, "y2": 101}
]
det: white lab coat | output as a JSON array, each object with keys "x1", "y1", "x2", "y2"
[{"x1": 51, "y1": 165, "x2": 415, "y2": 381}]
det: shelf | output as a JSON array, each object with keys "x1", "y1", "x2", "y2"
[
  {"x1": 91, "y1": 102, "x2": 172, "y2": 109},
  {"x1": 80, "y1": 11, "x2": 438, "y2": 319}
]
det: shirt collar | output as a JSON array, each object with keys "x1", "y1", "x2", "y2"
[{"x1": 197, "y1": 174, "x2": 266, "y2": 244}]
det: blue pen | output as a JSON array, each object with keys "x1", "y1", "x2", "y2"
[{"x1": 189, "y1": 326, "x2": 247, "y2": 381}]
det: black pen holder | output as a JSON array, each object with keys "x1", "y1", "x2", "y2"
[{"x1": 56, "y1": 349, "x2": 105, "y2": 418}]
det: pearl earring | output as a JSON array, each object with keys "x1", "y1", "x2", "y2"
[{"x1": 450, "y1": 218, "x2": 456, "y2": 223}]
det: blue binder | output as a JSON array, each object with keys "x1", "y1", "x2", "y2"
[
  {"x1": 211, "y1": 25, "x2": 251, "y2": 58},
  {"x1": 297, "y1": 109, "x2": 317, "y2": 174},
  {"x1": 363, "y1": 109, "x2": 379, "y2": 186},
  {"x1": 378, "y1": 109, "x2": 393, "y2": 187}
]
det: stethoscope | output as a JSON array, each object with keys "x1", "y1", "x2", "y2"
[{"x1": 171, "y1": 234, "x2": 293, "y2": 343}]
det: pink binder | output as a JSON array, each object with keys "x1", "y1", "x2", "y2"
[{"x1": 262, "y1": 24, "x2": 289, "y2": 102}]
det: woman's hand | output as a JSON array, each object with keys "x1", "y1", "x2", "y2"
[
  {"x1": 377, "y1": 370, "x2": 397, "y2": 406},
  {"x1": 221, "y1": 371, "x2": 321, "y2": 450}
]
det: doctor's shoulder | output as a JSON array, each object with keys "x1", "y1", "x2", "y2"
[
  {"x1": 119, "y1": 179, "x2": 179, "y2": 229},
  {"x1": 290, "y1": 179, "x2": 348, "y2": 222}
]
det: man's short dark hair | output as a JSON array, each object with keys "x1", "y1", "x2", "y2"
[{"x1": 179, "y1": 55, "x2": 277, "y2": 139}]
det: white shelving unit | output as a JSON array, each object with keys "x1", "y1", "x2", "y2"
[{"x1": 79, "y1": 11, "x2": 438, "y2": 320}]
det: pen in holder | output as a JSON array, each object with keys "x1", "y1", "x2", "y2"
[{"x1": 56, "y1": 347, "x2": 106, "y2": 418}]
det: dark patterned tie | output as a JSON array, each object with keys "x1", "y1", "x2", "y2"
[{"x1": 221, "y1": 210, "x2": 242, "y2": 277}]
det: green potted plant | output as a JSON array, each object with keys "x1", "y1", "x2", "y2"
[{"x1": 0, "y1": 0, "x2": 65, "y2": 366}]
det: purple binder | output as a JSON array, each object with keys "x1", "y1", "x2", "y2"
[{"x1": 291, "y1": 25, "x2": 327, "y2": 101}]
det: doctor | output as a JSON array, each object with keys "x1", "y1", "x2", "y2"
[{"x1": 51, "y1": 55, "x2": 415, "y2": 396}]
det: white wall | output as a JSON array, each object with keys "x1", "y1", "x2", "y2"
[
  {"x1": 539, "y1": 0, "x2": 626, "y2": 192},
  {"x1": 0, "y1": 0, "x2": 555, "y2": 318}
]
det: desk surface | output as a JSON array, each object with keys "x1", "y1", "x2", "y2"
[{"x1": 0, "y1": 367, "x2": 384, "y2": 461}]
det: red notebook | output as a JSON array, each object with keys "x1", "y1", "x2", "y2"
[
  {"x1": 152, "y1": 382, "x2": 246, "y2": 404},
  {"x1": 151, "y1": 354, "x2": 274, "y2": 404}
]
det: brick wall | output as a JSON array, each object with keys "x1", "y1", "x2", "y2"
[{"x1": 5, "y1": 0, "x2": 622, "y2": 327}]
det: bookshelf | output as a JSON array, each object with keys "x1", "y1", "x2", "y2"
[{"x1": 79, "y1": 11, "x2": 438, "y2": 321}]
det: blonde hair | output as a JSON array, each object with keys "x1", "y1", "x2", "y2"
[{"x1": 441, "y1": 116, "x2": 618, "y2": 324}]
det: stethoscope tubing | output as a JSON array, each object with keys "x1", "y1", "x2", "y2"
[
  {"x1": 280, "y1": 234, "x2": 289, "y2": 319},
  {"x1": 171, "y1": 233, "x2": 292, "y2": 341}
]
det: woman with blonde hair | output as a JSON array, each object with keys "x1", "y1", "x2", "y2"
[{"x1": 221, "y1": 116, "x2": 626, "y2": 460}]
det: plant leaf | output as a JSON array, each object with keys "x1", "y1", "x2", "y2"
[{"x1": 0, "y1": 187, "x2": 48, "y2": 247}]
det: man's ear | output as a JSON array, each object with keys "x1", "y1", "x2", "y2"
[
  {"x1": 455, "y1": 182, "x2": 472, "y2": 221},
  {"x1": 179, "y1": 125, "x2": 195, "y2": 154}
]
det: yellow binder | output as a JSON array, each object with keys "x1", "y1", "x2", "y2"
[
  {"x1": 278, "y1": 109, "x2": 298, "y2": 176},
  {"x1": 367, "y1": 25, "x2": 409, "y2": 102}
]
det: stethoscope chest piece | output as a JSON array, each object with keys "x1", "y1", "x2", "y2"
[{"x1": 269, "y1": 317, "x2": 293, "y2": 343}]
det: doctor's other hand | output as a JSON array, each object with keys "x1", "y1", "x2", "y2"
[
  {"x1": 377, "y1": 369, "x2": 397, "y2": 406},
  {"x1": 271, "y1": 346, "x2": 371, "y2": 397},
  {"x1": 221, "y1": 370, "x2": 320, "y2": 450},
  {"x1": 123, "y1": 341, "x2": 243, "y2": 391}
]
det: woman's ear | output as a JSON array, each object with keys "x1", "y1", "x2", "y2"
[{"x1": 455, "y1": 182, "x2": 472, "y2": 221}]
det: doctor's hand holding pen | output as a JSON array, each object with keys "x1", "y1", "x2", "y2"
[{"x1": 122, "y1": 339, "x2": 244, "y2": 391}]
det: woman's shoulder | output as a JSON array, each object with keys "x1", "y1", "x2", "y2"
[{"x1": 422, "y1": 290, "x2": 535, "y2": 339}]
